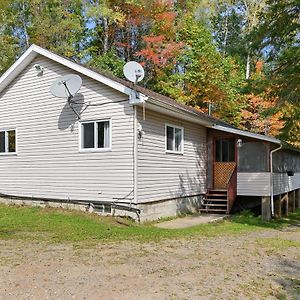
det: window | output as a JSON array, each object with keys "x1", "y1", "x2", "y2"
[
  {"x1": 215, "y1": 139, "x2": 235, "y2": 162},
  {"x1": 80, "y1": 120, "x2": 111, "y2": 150},
  {"x1": 165, "y1": 124, "x2": 183, "y2": 153},
  {"x1": 0, "y1": 129, "x2": 16, "y2": 154}
]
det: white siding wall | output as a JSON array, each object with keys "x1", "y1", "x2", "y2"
[
  {"x1": 0, "y1": 56, "x2": 134, "y2": 202},
  {"x1": 237, "y1": 172, "x2": 300, "y2": 196},
  {"x1": 237, "y1": 173, "x2": 271, "y2": 196},
  {"x1": 137, "y1": 107, "x2": 207, "y2": 203},
  {"x1": 273, "y1": 173, "x2": 300, "y2": 195}
]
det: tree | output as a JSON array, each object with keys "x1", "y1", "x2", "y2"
[
  {"x1": 252, "y1": 0, "x2": 300, "y2": 143},
  {"x1": 1, "y1": 0, "x2": 85, "y2": 60}
]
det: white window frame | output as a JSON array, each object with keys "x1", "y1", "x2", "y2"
[
  {"x1": 165, "y1": 123, "x2": 184, "y2": 154},
  {"x1": 0, "y1": 128, "x2": 17, "y2": 156},
  {"x1": 79, "y1": 119, "x2": 112, "y2": 152}
]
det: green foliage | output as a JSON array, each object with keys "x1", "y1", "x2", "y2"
[
  {"x1": 156, "y1": 16, "x2": 246, "y2": 125},
  {"x1": 88, "y1": 50, "x2": 124, "y2": 77},
  {"x1": 0, "y1": 0, "x2": 298, "y2": 143}
]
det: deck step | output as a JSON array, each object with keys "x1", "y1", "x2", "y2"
[
  {"x1": 203, "y1": 198, "x2": 227, "y2": 202},
  {"x1": 199, "y1": 208, "x2": 227, "y2": 213},
  {"x1": 202, "y1": 203, "x2": 227, "y2": 207},
  {"x1": 206, "y1": 193, "x2": 227, "y2": 196}
]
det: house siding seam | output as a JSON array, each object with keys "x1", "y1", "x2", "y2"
[
  {"x1": 136, "y1": 107, "x2": 207, "y2": 204},
  {"x1": 0, "y1": 56, "x2": 135, "y2": 203}
]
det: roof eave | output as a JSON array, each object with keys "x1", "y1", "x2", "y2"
[
  {"x1": 145, "y1": 97, "x2": 214, "y2": 127},
  {"x1": 0, "y1": 44, "x2": 132, "y2": 96},
  {"x1": 212, "y1": 125, "x2": 281, "y2": 144}
]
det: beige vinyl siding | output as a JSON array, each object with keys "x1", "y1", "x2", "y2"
[
  {"x1": 237, "y1": 173, "x2": 271, "y2": 196},
  {"x1": 137, "y1": 107, "x2": 207, "y2": 203},
  {"x1": 0, "y1": 56, "x2": 134, "y2": 202},
  {"x1": 273, "y1": 173, "x2": 300, "y2": 195}
]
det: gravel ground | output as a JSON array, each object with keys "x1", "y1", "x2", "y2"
[{"x1": 0, "y1": 227, "x2": 300, "y2": 300}]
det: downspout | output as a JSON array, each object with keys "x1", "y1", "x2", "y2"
[
  {"x1": 270, "y1": 143, "x2": 282, "y2": 216},
  {"x1": 133, "y1": 105, "x2": 138, "y2": 205}
]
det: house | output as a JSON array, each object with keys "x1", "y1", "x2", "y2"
[{"x1": 0, "y1": 45, "x2": 299, "y2": 221}]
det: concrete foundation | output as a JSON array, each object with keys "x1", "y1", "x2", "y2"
[
  {"x1": 0, "y1": 197, "x2": 90, "y2": 212},
  {"x1": 138, "y1": 195, "x2": 203, "y2": 222},
  {"x1": 0, "y1": 194, "x2": 203, "y2": 222}
]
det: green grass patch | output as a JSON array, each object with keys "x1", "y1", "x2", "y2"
[{"x1": 0, "y1": 204, "x2": 300, "y2": 244}]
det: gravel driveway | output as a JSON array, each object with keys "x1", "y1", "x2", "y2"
[{"x1": 0, "y1": 227, "x2": 300, "y2": 300}]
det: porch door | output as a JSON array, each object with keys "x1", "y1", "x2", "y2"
[{"x1": 214, "y1": 139, "x2": 236, "y2": 189}]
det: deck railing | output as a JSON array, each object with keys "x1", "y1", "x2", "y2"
[{"x1": 227, "y1": 165, "x2": 237, "y2": 214}]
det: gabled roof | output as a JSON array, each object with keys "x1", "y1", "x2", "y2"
[
  {"x1": 0, "y1": 44, "x2": 133, "y2": 96},
  {"x1": 0, "y1": 44, "x2": 284, "y2": 146}
]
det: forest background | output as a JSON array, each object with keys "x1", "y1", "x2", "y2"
[{"x1": 0, "y1": 0, "x2": 299, "y2": 145}]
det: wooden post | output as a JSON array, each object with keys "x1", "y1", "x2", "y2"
[
  {"x1": 262, "y1": 196, "x2": 271, "y2": 221},
  {"x1": 285, "y1": 193, "x2": 289, "y2": 217},
  {"x1": 291, "y1": 191, "x2": 296, "y2": 212},
  {"x1": 274, "y1": 195, "x2": 281, "y2": 219},
  {"x1": 296, "y1": 189, "x2": 300, "y2": 209}
]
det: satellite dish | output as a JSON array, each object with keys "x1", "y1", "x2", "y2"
[
  {"x1": 123, "y1": 61, "x2": 145, "y2": 83},
  {"x1": 50, "y1": 74, "x2": 82, "y2": 98}
]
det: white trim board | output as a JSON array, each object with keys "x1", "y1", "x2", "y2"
[{"x1": 0, "y1": 44, "x2": 132, "y2": 96}]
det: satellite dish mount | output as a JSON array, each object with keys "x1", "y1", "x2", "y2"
[{"x1": 123, "y1": 61, "x2": 146, "y2": 105}]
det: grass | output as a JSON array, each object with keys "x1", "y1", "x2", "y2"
[{"x1": 0, "y1": 204, "x2": 300, "y2": 243}]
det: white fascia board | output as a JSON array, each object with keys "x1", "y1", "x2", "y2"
[
  {"x1": 212, "y1": 125, "x2": 281, "y2": 144},
  {"x1": 0, "y1": 44, "x2": 132, "y2": 96},
  {"x1": 0, "y1": 45, "x2": 38, "y2": 94},
  {"x1": 144, "y1": 97, "x2": 214, "y2": 127}
]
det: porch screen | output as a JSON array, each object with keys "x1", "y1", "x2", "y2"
[{"x1": 238, "y1": 142, "x2": 269, "y2": 172}]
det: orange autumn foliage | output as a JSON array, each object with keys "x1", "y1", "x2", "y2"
[{"x1": 240, "y1": 94, "x2": 284, "y2": 137}]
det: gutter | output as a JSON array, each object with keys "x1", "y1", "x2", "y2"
[
  {"x1": 270, "y1": 143, "x2": 283, "y2": 216},
  {"x1": 145, "y1": 97, "x2": 214, "y2": 127}
]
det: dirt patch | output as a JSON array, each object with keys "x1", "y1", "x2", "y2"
[{"x1": 0, "y1": 228, "x2": 300, "y2": 299}]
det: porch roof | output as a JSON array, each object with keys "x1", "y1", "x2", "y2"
[{"x1": 212, "y1": 125, "x2": 281, "y2": 145}]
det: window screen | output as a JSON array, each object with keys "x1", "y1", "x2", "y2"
[
  {"x1": 0, "y1": 131, "x2": 5, "y2": 153},
  {"x1": 238, "y1": 142, "x2": 269, "y2": 172},
  {"x1": 83, "y1": 123, "x2": 95, "y2": 148}
]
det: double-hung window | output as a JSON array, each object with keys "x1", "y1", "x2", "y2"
[
  {"x1": 165, "y1": 124, "x2": 184, "y2": 154},
  {"x1": 80, "y1": 120, "x2": 111, "y2": 151},
  {"x1": 0, "y1": 129, "x2": 16, "y2": 154}
]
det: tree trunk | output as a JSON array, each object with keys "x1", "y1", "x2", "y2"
[
  {"x1": 22, "y1": 0, "x2": 30, "y2": 49},
  {"x1": 246, "y1": 51, "x2": 251, "y2": 79},
  {"x1": 103, "y1": 17, "x2": 108, "y2": 54},
  {"x1": 223, "y1": 14, "x2": 228, "y2": 56}
]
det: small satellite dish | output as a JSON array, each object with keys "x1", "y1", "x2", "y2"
[
  {"x1": 123, "y1": 61, "x2": 145, "y2": 83},
  {"x1": 50, "y1": 74, "x2": 82, "y2": 98}
]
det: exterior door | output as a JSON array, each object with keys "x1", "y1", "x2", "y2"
[{"x1": 214, "y1": 138, "x2": 236, "y2": 189}]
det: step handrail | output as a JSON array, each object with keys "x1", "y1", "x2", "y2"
[{"x1": 226, "y1": 165, "x2": 237, "y2": 214}]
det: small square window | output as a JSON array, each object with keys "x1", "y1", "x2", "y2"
[
  {"x1": 0, "y1": 129, "x2": 16, "y2": 154},
  {"x1": 166, "y1": 124, "x2": 183, "y2": 154},
  {"x1": 81, "y1": 120, "x2": 111, "y2": 150}
]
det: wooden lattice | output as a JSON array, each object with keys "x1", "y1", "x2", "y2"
[{"x1": 214, "y1": 162, "x2": 236, "y2": 189}]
